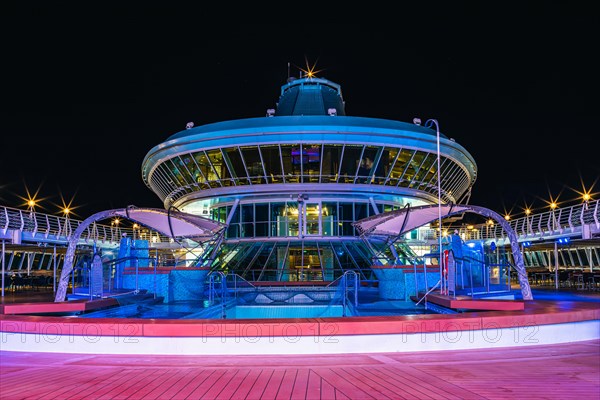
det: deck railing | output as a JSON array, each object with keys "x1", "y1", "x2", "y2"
[{"x1": 0, "y1": 205, "x2": 174, "y2": 245}]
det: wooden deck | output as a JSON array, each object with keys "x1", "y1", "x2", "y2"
[{"x1": 1, "y1": 340, "x2": 599, "y2": 399}]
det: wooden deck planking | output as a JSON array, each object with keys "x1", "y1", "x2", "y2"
[
  {"x1": 5, "y1": 368, "x2": 68, "y2": 399},
  {"x1": 385, "y1": 364, "x2": 485, "y2": 399},
  {"x1": 228, "y1": 368, "x2": 263, "y2": 399},
  {"x1": 212, "y1": 369, "x2": 250, "y2": 400},
  {"x1": 415, "y1": 357, "x2": 600, "y2": 400},
  {"x1": 305, "y1": 369, "x2": 324, "y2": 400},
  {"x1": 1, "y1": 367, "x2": 66, "y2": 398},
  {"x1": 17, "y1": 368, "x2": 114, "y2": 400},
  {"x1": 357, "y1": 365, "x2": 446, "y2": 399},
  {"x1": 132, "y1": 368, "x2": 191, "y2": 400},
  {"x1": 273, "y1": 369, "x2": 298, "y2": 399},
  {"x1": 184, "y1": 369, "x2": 230, "y2": 399},
  {"x1": 317, "y1": 376, "x2": 338, "y2": 400},
  {"x1": 93, "y1": 368, "x2": 159, "y2": 400},
  {"x1": 96, "y1": 369, "x2": 170, "y2": 400},
  {"x1": 315, "y1": 367, "x2": 376, "y2": 399},
  {"x1": 67, "y1": 368, "x2": 144, "y2": 400},
  {"x1": 340, "y1": 367, "x2": 409, "y2": 399},
  {"x1": 328, "y1": 367, "x2": 396, "y2": 399},
  {"x1": 291, "y1": 368, "x2": 312, "y2": 400},
  {"x1": 167, "y1": 369, "x2": 219, "y2": 400},
  {"x1": 1, "y1": 340, "x2": 599, "y2": 399},
  {"x1": 69, "y1": 368, "x2": 165, "y2": 400},
  {"x1": 243, "y1": 369, "x2": 276, "y2": 399}
]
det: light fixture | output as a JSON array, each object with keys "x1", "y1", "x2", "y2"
[{"x1": 419, "y1": 118, "x2": 443, "y2": 293}]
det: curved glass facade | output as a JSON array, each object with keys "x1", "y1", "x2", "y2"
[
  {"x1": 146, "y1": 143, "x2": 471, "y2": 208},
  {"x1": 142, "y1": 76, "x2": 478, "y2": 281}
]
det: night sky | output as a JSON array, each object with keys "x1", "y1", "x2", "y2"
[{"x1": 1, "y1": 3, "x2": 598, "y2": 222}]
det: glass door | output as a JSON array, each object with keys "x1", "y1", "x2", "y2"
[{"x1": 303, "y1": 201, "x2": 322, "y2": 236}]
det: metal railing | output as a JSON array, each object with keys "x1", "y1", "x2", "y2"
[
  {"x1": 2, "y1": 199, "x2": 597, "y2": 248},
  {"x1": 207, "y1": 271, "x2": 227, "y2": 318},
  {"x1": 411, "y1": 199, "x2": 599, "y2": 243},
  {"x1": 326, "y1": 270, "x2": 359, "y2": 316},
  {"x1": 0, "y1": 205, "x2": 176, "y2": 245}
]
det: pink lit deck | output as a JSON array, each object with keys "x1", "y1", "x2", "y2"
[
  {"x1": 1, "y1": 340, "x2": 599, "y2": 399},
  {"x1": 0, "y1": 297, "x2": 119, "y2": 315},
  {"x1": 413, "y1": 292, "x2": 526, "y2": 311}
]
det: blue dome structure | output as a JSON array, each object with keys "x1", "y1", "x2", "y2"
[{"x1": 141, "y1": 75, "x2": 477, "y2": 281}]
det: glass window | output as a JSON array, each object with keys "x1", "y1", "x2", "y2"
[
  {"x1": 194, "y1": 151, "x2": 219, "y2": 188},
  {"x1": 164, "y1": 159, "x2": 187, "y2": 186},
  {"x1": 355, "y1": 202, "x2": 369, "y2": 221},
  {"x1": 321, "y1": 144, "x2": 343, "y2": 183},
  {"x1": 389, "y1": 149, "x2": 412, "y2": 186},
  {"x1": 304, "y1": 203, "x2": 320, "y2": 235},
  {"x1": 299, "y1": 144, "x2": 322, "y2": 183},
  {"x1": 172, "y1": 155, "x2": 194, "y2": 185},
  {"x1": 223, "y1": 148, "x2": 249, "y2": 186},
  {"x1": 322, "y1": 202, "x2": 337, "y2": 236},
  {"x1": 339, "y1": 203, "x2": 354, "y2": 236},
  {"x1": 410, "y1": 151, "x2": 434, "y2": 188},
  {"x1": 339, "y1": 145, "x2": 363, "y2": 183},
  {"x1": 259, "y1": 145, "x2": 283, "y2": 183},
  {"x1": 403, "y1": 150, "x2": 426, "y2": 186},
  {"x1": 240, "y1": 146, "x2": 266, "y2": 184},
  {"x1": 356, "y1": 146, "x2": 379, "y2": 184},
  {"x1": 280, "y1": 144, "x2": 300, "y2": 183}
]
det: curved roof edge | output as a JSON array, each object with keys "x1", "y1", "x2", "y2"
[{"x1": 167, "y1": 115, "x2": 449, "y2": 141}]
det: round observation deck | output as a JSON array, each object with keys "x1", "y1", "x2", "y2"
[{"x1": 141, "y1": 76, "x2": 478, "y2": 281}]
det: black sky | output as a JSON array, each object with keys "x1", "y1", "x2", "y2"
[{"x1": 1, "y1": 3, "x2": 598, "y2": 221}]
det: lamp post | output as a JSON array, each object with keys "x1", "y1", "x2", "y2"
[
  {"x1": 583, "y1": 193, "x2": 590, "y2": 210},
  {"x1": 525, "y1": 208, "x2": 531, "y2": 235},
  {"x1": 27, "y1": 199, "x2": 36, "y2": 218},
  {"x1": 424, "y1": 118, "x2": 443, "y2": 293},
  {"x1": 486, "y1": 219, "x2": 494, "y2": 239},
  {"x1": 550, "y1": 201, "x2": 557, "y2": 231},
  {"x1": 62, "y1": 207, "x2": 71, "y2": 237}
]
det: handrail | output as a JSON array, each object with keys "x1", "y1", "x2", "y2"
[
  {"x1": 342, "y1": 270, "x2": 359, "y2": 315},
  {"x1": 0, "y1": 204, "x2": 176, "y2": 245},
  {"x1": 207, "y1": 271, "x2": 227, "y2": 318},
  {"x1": 415, "y1": 279, "x2": 441, "y2": 307}
]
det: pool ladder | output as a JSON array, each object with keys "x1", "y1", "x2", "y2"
[
  {"x1": 340, "y1": 271, "x2": 359, "y2": 316},
  {"x1": 207, "y1": 271, "x2": 227, "y2": 318}
]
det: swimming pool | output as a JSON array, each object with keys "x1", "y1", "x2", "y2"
[{"x1": 79, "y1": 298, "x2": 436, "y2": 319}]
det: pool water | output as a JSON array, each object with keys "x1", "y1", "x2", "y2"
[{"x1": 80, "y1": 299, "x2": 435, "y2": 320}]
